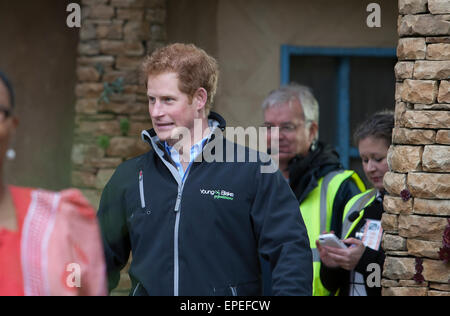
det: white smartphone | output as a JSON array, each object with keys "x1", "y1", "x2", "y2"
[{"x1": 318, "y1": 233, "x2": 348, "y2": 249}]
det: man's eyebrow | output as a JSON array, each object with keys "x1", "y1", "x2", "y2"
[
  {"x1": 279, "y1": 122, "x2": 296, "y2": 125},
  {"x1": 147, "y1": 94, "x2": 176, "y2": 99}
]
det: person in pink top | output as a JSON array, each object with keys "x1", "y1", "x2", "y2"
[{"x1": 0, "y1": 71, "x2": 107, "y2": 296}]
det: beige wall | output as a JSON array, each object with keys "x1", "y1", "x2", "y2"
[
  {"x1": 168, "y1": 0, "x2": 398, "y2": 128},
  {"x1": 167, "y1": 0, "x2": 218, "y2": 58},
  {"x1": 0, "y1": 0, "x2": 79, "y2": 190}
]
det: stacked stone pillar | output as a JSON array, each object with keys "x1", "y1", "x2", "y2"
[
  {"x1": 72, "y1": 0, "x2": 167, "y2": 295},
  {"x1": 381, "y1": 0, "x2": 450, "y2": 296},
  {"x1": 72, "y1": 0, "x2": 166, "y2": 209}
]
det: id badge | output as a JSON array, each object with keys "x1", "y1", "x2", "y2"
[{"x1": 361, "y1": 220, "x2": 383, "y2": 251}]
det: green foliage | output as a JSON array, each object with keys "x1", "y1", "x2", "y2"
[
  {"x1": 111, "y1": 77, "x2": 125, "y2": 94},
  {"x1": 97, "y1": 135, "x2": 110, "y2": 150},
  {"x1": 98, "y1": 77, "x2": 125, "y2": 105},
  {"x1": 120, "y1": 118, "x2": 130, "y2": 136},
  {"x1": 94, "y1": 63, "x2": 105, "y2": 77}
]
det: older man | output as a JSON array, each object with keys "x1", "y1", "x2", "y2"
[
  {"x1": 98, "y1": 44, "x2": 312, "y2": 296},
  {"x1": 262, "y1": 84, "x2": 365, "y2": 296}
]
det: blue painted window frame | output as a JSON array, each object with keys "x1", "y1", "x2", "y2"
[{"x1": 280, "y1": 45, "x2": 396, "y2": 169}]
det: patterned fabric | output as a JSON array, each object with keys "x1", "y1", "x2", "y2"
[
  {"x1": 0, "y1": 186, "x2": 107, "y2": 296},
  {"x1": 21, "y1": 190, "x2": 60, "y2": 295}
]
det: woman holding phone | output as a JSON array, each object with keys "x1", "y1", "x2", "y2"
[{"x1": 316, "y1": 111, "x2": 394, "y2": 296}]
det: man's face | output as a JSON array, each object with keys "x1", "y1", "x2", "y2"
[
  {"x1": 264, "y1": 98, "x2": 315, "y2": 163},
  {"x1": 147, "y1": 72, "x2": 199, "y2": 146}
]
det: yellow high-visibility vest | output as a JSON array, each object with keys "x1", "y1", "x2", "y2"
[
  {"x1": 341, "y1": 189, "x2": 377, "y2": 240},
  {"x1": 300, "y1": 170, "x2": 365, "y2": 296}
]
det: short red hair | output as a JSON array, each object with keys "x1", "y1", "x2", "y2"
[{"x1": 142, "y1": 43, "x2": 219, "y2": 115}]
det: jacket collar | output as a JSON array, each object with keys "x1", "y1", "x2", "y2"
[{"x1": 141, "y1": 111, "x2": 227, "y2": 152}]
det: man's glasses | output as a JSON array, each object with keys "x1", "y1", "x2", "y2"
[
  {"x1": 262, "y1": 123, "x2": 299, "y2": 134},
  {"x1": 0, "y1": 107, "x2": 11, "y2": 122}
]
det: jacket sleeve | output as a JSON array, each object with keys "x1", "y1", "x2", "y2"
[
  {"x1": 251, "y1": 164, "x2": 313, "y2": 296},
  {"x1": 97, "y1": 169, "x2": 131, "y2": 294}
]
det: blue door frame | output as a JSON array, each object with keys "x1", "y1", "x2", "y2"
[{"x1": 280, "y1": 45, "x2": 396, "y2": 168}]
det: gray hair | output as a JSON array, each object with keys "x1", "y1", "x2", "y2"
[{"x1": 262, "y1": 83, "x2": 319, "y2": 140}]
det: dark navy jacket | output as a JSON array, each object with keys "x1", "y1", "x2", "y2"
[{"x1": 98, "y1": 112, "x2": 312, "y2": 296}]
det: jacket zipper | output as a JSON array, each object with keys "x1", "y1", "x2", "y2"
[
  {"x1": 147, "y1": 134, "x2": 197, "y2": 297},
  {"x1": 173, "y1": 170, "x2": 190, "y2": 296},
  {"x1": 139, "y1": 170, "x2": 146, "y2": 209},
  {"x1": 173, "y1": 186, "x2": 182, "y2": 296},
  {"x1": 230, "y1": 286, "x2": 238, "y2": 296},
  {"x1": 173, "y1": 156, "x2": 199, "y2": 295}
]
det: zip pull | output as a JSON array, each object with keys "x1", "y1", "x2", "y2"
[
  {"x1": 139, "y1": 170, "x2": 146, "y2": 209},
  {"x1": 174, "y1": 190, "x2": 182, "y2": 213}
]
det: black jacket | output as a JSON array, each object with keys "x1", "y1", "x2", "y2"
[
  {"x1": 98, "y1": 112, "x2": 313, "y2": 296},
  {"x1": 320, "y1": 198, "x2": 385, "y2": 296}
]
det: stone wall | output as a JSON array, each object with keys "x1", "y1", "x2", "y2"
[
  {"x1": 381, "y1": 0, "x2": 450, "y2": 296},
  {"x1": 73, "y1": 0, "x2": 166, "y2": 208},
  {"x1": 72, "y1": 0, "x2": 167, "y2": 295}
]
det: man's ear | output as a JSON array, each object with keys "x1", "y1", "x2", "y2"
[
  {"x1": 193, "y1": 88, "x2": 208, "y2": 112},
  {"x1": 308, "y1": 121, "x2": 319, "y2": 144}
]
